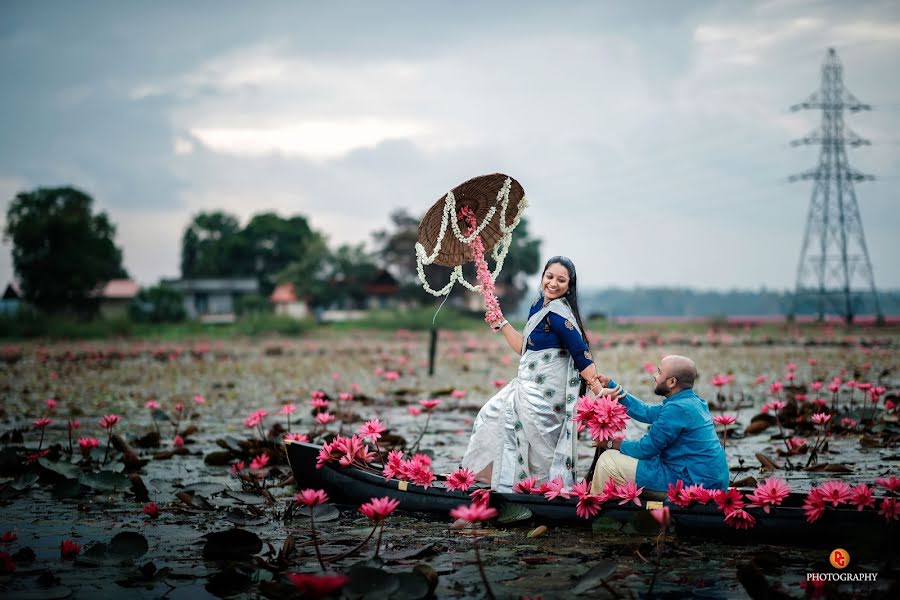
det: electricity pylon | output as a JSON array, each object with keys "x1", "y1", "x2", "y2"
[{"x1": 789, "y1": 48, "x2": 882, "y2": 325}]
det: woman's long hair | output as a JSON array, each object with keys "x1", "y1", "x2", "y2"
[{"x1": 539, "y1": 256, "x2": 593, "y2": 395}]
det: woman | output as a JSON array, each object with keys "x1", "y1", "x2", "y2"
[{"x1": 461, "y1": 256, "x2": 611, "y2": 491}]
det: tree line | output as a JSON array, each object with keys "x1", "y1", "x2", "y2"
[{"x1": 4, "y1": 186, "x2": 541, "y2": 319}]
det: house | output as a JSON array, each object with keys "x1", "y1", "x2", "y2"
[
  {"x1": 362, "y1": 269, "x2": 400, "y2": 310},
  {"x1": 95, "y1": 279, "x2": 139, "y2": 319},
  {"x1": 163, "y1": 278, "x2": 259, "y2": 323},
  {"x1": 1, "y1": 282, "x2": 22, "y2": 316},
  {"x1": 270, "y1": 283, "x2": 310, "y2": 319}
]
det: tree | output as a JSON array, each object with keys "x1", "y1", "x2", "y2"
[
  {"x1": 325, "y1": 243, "x2": 379, "y2": 307},
  {"x1": 129, "y1": 285, "x2": 186, "y2": 323},
  {"x1": 240, "y1": 213, "x2": 318, "y2": 295},
  {"x1": 372, "y1": 209, "x2": 541, "y2": 310},
  {"x1": 4, "y1": 187, "x2": 127, "y2": 314},
  {"x1": 492, "y1": 216, "x2": 541, "y2": 310},
  {"x1": 180, "y1": 211, "x2": 325, "y2": 296},
  {"x1": 180, "y1": 211, "x2": 244, "y2": 279}
]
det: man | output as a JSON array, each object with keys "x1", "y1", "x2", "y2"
[{"x1": 591, "y1": 355, "x2": 729, "y2": 494}]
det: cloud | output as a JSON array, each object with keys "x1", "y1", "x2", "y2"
[
  {"x1": 1, "y1": 1, "x2": 898, "y2": 294},
  {"x1": 190, "y1": 118, "x2": 431, "y2": 161}
]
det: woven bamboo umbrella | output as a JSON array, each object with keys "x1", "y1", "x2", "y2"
[{"x1": 416, "y1": 173, "x2": 525, "y2": 267}]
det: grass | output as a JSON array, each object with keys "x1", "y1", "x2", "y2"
[{"x1": 2, "y1": 308, "x2": 895, "y2": 343}]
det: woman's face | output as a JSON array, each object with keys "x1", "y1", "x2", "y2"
[{"x1": 542, "y1": 263, "x2": 571, "y2": 300}]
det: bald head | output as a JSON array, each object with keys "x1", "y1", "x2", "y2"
[{"x1": 660, "y1": 355, "x2": 698, "y2": 390}]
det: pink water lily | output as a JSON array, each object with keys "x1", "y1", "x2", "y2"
[
  {"x1": 817, "y1": 480, "x2": 852, "y2": 507},
  {"x1": 98, "y1": 414, "x2": 119, "y2": 430},
  {"x1": 713, "y1": 488, "x2": 744, "y2": 513},
  {"x1": 418, "y1": 399, "x2": 441, "y2": 411},
  {"x1": 513, "y1": 476, "x2": 540, "y2": 494},
  {"x1": 283, "y1": 432, "x2": 309, "y2": 443},
  {"x1": 314, "y1": 412, "x2": 335, "y2": 425},
  {"x1": 724, "y1": 508, "x2": 756, "y2": 529},
  {"x1": 279, "y1": 403, "x2": 297, "y2": 415},
  {"x1": 250, "y1": 453, "x2": 269, "y2": 470},
  {"x1": 359, "y1": 496, "x2": 400, "y2": 523},
  {"x1": 569, "y1": 479, "x2": 591, "y2": 499},
  {"x1": 469, "y1": 488, "x2": 491, "y2": 507},
  {"x1": 710, "y1": 374, "x2": 729, "y2": 387},
  {"x1": 450, "y1": 502, "x2": 497, "y2": 523},
  {"x1": 576, "y1": 493, "x2": 603, "y2": 519},
  {"x1": 615, "y1": 481, "x2": 644, "y2": 506},
  {"x1": 878, "y1": 497, "x2": 899, "y2": 522},
  {"x1": 874, "y1": 476, "x2": 900, "y2": 493},
  {"x1": 78, "y1": 437, "x2": 100, "y2": 451},
  {"x1": 445, "y1": 468, "x2": 476, "y2": 492},
  {"x1": 382, "y1": 450, "x2": 404, "y2": 480},
  {"x1": 811, "y1": 413, "x2": 831, "y2": 425},
  {"x1": 310, "y1": 398, "x2": 329, "y2": 411},
  {"x1": 713, "y1": 415, "x2": 736, "y2": 426},
  {"x1": 358, "y1": 419, "x2": 386, "y2": 442},
  {"x1": 295, "y1": 488, "x2": 329, "y2": 507},
  {"x1": 850, "y1": 484, "x2": 876, "y2": 511},
  {"x1": 543, "y1": 476, "x2": 571, "y2": 501},
  {"x1": 746, "y1": 477, "x2": 791, "y2": 513},
  {"x1": 573, "y1": 395, "x2": 630, "y2": 442},
  {"x1": 802, "y1": 488, "x2": 827, "y2": 523},
  {"x1": 145, "y1": 400, "x2": 160, "y2": 409},
  {"x1": 685, "y1": 484, "x2": 713, "y2": 505},
  {"x1": 651, "y1": 506, "x2": 670, "y2": 527}
]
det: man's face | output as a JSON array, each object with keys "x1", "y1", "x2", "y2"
[{"x1": 653, "y1": 361, "x2": 674, "y2": 396}]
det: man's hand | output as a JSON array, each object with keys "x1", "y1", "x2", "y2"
[
  {"x1": 592, "y1": 439, "x2": 623, "y2": 451},
  {"x1": 597, "y1": 385, "x2": 625, "y2": 400}
]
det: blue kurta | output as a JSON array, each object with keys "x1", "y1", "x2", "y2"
[{"x1": 610, "y1": 385, "x2": 729, "y2": 491}]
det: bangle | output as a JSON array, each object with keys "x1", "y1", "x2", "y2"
[
  {"x1": 492, "y1": 319, "x2": 509, "y2": 332},
  {"x1": 606, "y1": 440, "x2": 614, "y2": 450}
]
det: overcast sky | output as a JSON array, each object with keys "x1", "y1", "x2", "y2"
[{"x1": 2, "y1": 0, "x2": 899, "y2": 293}]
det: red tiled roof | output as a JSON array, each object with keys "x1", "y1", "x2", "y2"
[
  {"x1": 270, "y1": 283, "x2": 297, "y2": 303},
  {"x1": 100, "y1": 279, "x2": 139, "y2": 299}
]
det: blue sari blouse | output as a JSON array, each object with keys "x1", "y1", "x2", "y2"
[{"x1": 523, "y1": 296, "x2": 593, "y2": 371}]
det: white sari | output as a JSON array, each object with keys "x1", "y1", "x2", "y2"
[{"x1": 461, "y1": 299, "x2": 583, "y2": 492}]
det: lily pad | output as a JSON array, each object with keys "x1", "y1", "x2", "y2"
[
  {"x1": 52, "y1": 478, "x2": 86, "y2": 499},
  {"x1": 390, "y1": 571, "x2": 430, "y2": 600},
  {"x1": 10, "y1": 471, "x2": 40, "y2": 490},
  {"x1": 623, "y1": 510, "x2": 661, "y2": 537},
  {"x1": 591, "y1": 516, "x2": 622, "y2": 535},
  {"x1": 38, "y1": 458, "x2": 82, "y2": 480},
  {"x1": 108, "y1": 532, "x2": 149, "y2": 560},
  {"x1": 571, "y1": 560, "x2": 617, "y2": 594},
  {"x1": 346, "y1": 566, "x2": 400, "y2": 599},
  {"x1": 79, "y1": 470, "x2": 131, "y2": 492},
  {"x1": 294, "y1": 504, "x2": 341, "y2": 522},
  {"x1": 4, "y1": 587, "x2": 73, "y2": 600},
  {"x1": 496, "y1": 503, "x2": 532, "y2": 524},
  {"x1": 79, "y1": 532, "x2": 148, "y2": 566},
  {"x1": 202, "y1": 529, "x2": 262, "y2": 560},
  {"x1": 182, "y1": 481, "x2": 227, "y2": 496}
]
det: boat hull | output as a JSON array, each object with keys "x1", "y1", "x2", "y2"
[{"x1": 285, "y1": 440, "x2": 894, "y2": 546}]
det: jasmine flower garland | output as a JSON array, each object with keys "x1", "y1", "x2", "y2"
[{"x1": 414, "y1": 176, "x2": 527, "y2": 297}]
